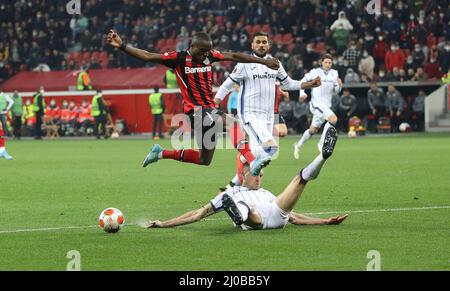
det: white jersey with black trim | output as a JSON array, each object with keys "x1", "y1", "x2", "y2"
[
  {"x1": 215, "y1": 54, "x2": 303, "y2": 122},
  {"x1": 210, "y1": 186, "x2": 276, "y2": 212},
  {"x1": 301, "y1": 67, "x2": 341, "y2": 108}
]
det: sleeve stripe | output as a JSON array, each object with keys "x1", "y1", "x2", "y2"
[
  {"x1": 229, "y1": 76, "x2": 239, "y2": 84},
  {"x1": 278, "y1": 76, "x2": 288, "y2": 82}
]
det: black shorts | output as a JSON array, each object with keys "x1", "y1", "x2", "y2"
[{"x1": 188, "y1": 108, "x2": 224, "y2": 149}]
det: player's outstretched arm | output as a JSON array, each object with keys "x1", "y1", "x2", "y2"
[
  {"x1": 145, "y1": 204, "x2": 215, "y2": 228},
  {"x1": 107, "y1": 30, "x2": 163, "y2": 63},
  {"x1": 221, "y1": 52, "x2": 280, "y2": 70},
  {"x1": 289, "y1": 212, "x2": 348, "y2": 225},
  {"x1": 300, "y1": 76, "x2": 322, "y2": 89}
]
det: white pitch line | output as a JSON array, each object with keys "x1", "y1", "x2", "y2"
[
  {"x1": 0, "y1": 206, "x2": 449, "y2": 234},
  {"x1": 0, "y1": 225, "x2": 97, "y2": 234}
]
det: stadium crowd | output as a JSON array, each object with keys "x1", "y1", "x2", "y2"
[
  {"x1": 0, "y1": 0, "x2": 448, "y2": 82},
  {"x1": 0, "y1": 0, "x2": 448, "y2": 135}
]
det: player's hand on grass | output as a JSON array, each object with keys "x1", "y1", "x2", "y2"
[
  {"x1": 146, "y1": 220, "x2": 163, "y2": 228},
  {"x1": 325, "y1": 214, "x2": 348, "y2": 225},
  {"x1": 107, "y1": 29, "x2": 122, "y2": 48},
  {"x1": 265, "y1": 58, "x2": 280, "y2": 70}
]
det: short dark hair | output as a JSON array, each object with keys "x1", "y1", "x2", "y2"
[
  {"x1": 251, "y1": 31, "x2": 269, "y2": 43},
  {"x1": 154, "y1": 86, "x2": 160, "y2": 93},
  {"x1": 191, "y1": 32, "x2": 212, "y2": 45},
  {"x1": 321, "y1": 54, "x2": 333, "y2": 62}
]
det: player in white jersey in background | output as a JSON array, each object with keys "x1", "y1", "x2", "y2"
[
  {"x1": 214, "y1": 32, "x2": 321, "y2": 187},
  {"x1": 294, "y1": 54, "x2": 342, "y2": 160},
  {"x1": 143, "y1": 125, "x2": 347, "y2": 230}
]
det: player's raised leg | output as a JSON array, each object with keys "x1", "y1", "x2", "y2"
[{"x1": 278, "y1": 124, "x2": 338, "y2": 212}]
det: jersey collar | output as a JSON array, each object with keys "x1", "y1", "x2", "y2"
[
  {"x1": 321, "y1": 66, "x2": 330, "y2": 75},
  {"x1": 252, "y1": 53, "x2": 272, "y2": 60}
]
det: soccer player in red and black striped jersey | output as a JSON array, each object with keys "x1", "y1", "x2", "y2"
[{"x1": 107, "y1": 30, "x2": 280, "y2": 175}]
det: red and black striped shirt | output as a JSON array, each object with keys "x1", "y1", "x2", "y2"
[{"x1": 161, "y1": 50, "x2": 225, "y2": 113}]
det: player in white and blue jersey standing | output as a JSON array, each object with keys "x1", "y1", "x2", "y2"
[
  {"x1": 214, "y1": 32, "x2": 321, "y2": 187},
  {"x1": 294, "y1": 54, "x2": 343, "y2": 160}
]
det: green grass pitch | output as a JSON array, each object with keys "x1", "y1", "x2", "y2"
[{"x1": 0, "y1": 133, "x2": 449, "y2": 270}]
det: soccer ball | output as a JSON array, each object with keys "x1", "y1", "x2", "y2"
[
  {"x1": 348, "y1": 130, "x2": 357, "y2": 138},
  {"x1": 399, "y1": 122, "x2": 411, "y2": 132},
  {"x1": 99, "y1": 208, "x2": 125, "y2": 233}
]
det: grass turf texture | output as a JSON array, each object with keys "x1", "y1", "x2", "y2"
[{"x1": 0, "y1": 133, "x2": 449, "y2": 270}]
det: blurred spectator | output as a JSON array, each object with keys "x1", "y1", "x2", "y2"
[
  {"x1": 78, "y1": 99, "x2": 94, "y2": 136},
  {"x1": 342, "y1": 41, "x2": 361, "y2": 71},
  {"x1": 404, "y1": 55, "x2": 417, "y2": 72},
  {"x1": 358, "y1": 50, "x2": 375, "y2": 80},
  {"x1": 11, "y1": 90, "x2": 23, "y2": 140},
  {"x1": 77, "y1": 69, "x2": 93, "y2": 91},
  {"x1": 372, "y1": 35, "x2": 388, "y2": 68},
  {"x1": 331, "y1": 92, "x2": 340, "y2": 113},
  {"x1": 32, "y1": 86, "x2": 45, "y2": 140},
  {"x1": 385, "y1": 85, "x2": 405, "y2": 133},
  {"x1": 338, "y1": 89, "x2": 357, "y2": 133},
  {"x1": 330, "y1": 11, "x2": 353, "y2": 32},
  {"x1": 278, "y1": 93, "x2": 294, "y2": 130},
  {"x1": 423, "y1": 56, "x2": 441, "y2": 80},
  {"x1": 45, "y1": 98, "x2": 61, "y2": 125},
  {"x1": 398, "y1": 69, "x2": 408, "y2": 81},
  {"x1": 344, "y1": 68, "x2": 360, "y2": 83},
  {"x1": 149, "y1": 86, "x2": 164, "y2": 140},
  {"x1": 367, "y1": 83, "x2": 386, "y2": 132},
  {"x1": 385, "y1": 43, "x2": 405, "y2": 72},
  {"x1": 303, "y1": 43, "x2": 320, "y2": 70},
  {"x1": 438, "y1": 43, "x2": 450, "y2": 74},
  {"x1": 0, "y1": 90, "x2": 13, "y2": 137},
  {"x1": 383, "y1": 11, "x2": 401, "y2": 42},
  {"x1": 411, "y1": 89, "x2": 426, "y2": 132},
  {"x1": 407, "y1": 68, "x2": 416, "y2": 80},
  {"x1": 292, "y1": 92, "x2": 310, "y2": 134},
  {"x1": 412, "y1": 67, "x2": 429, "y2": 81},
  {"x1": 388, "y1": 67, "x2": 401, "y2": 82},
  {"x1": 412, "y1": 44, "x2": 426, "y2": 67}
]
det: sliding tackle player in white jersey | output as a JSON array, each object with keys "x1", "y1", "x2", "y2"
[
  {"x1": 143, "y1": 125, "x2": 347, "y2": 230},
  {"x1": 294, "y1": 54, "x2": 343, "y2": 159},
  {"x1": 214, "y1": 32, "x2": 321, "y2": 187}
]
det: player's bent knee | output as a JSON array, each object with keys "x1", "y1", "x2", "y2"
[{"x1": 328, "y1": 115, "x2": 338, "y2": 126}]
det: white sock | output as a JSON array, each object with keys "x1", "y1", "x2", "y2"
[
  {"x1": 301, "y1": 154, "x2": 326, "y2": 181},
  {"x1": 251, "y1": 145, "x2": 271, "y2": 160},
  {"x1": 0, "y1": 147, "x2": 5, "y2": 152},
  {"x1": 296, "y1": 129, "x2": 312, "y2": 148},
  {"x1": 239, "y1": 155, "x2": 247, "y2": 163}
]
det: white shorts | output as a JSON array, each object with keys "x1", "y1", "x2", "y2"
[
  {"x1": 239, "y1": 112, "x2": 274, "y2": 146},
  {"x1": 309, "y1": 103, "x2": 335, "y2": 128},
  {"x1": 250, "y1": 201, "x2": 289, "y2": 230}
]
